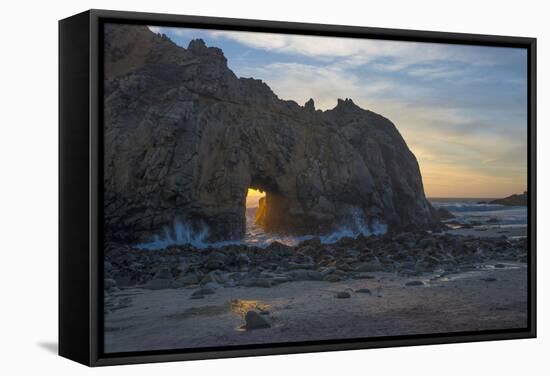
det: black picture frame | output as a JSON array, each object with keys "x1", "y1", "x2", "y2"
[{"x1": 59, "y1": 9, "x2": 537, "y2": 367}]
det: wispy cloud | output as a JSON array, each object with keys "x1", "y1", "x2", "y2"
[
  {"x1": 148, "y1": 26, "x2": 196, "y2": 38},
  {"x1": 407, "y1": 65, "x2": 464, "y2": 80},
  {"x1": 207, "y1": 29, "x2": 522, "y2": 71},
  {"x1": 147, "y1": 25, "x2": 528, "y2": 198},
  {"x1": 242, "y1": 62, "x2": 395, "y2": 109}
]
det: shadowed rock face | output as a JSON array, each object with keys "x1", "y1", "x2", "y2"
[{"x1": 103, "y1": 24, "x2": 439, "y2": 243}]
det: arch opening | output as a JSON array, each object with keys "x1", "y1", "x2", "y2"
[
  {"x1": 244, "y1": 187, "x2": 266, "y2": 243},
  {"x1": 245, "y1": 188, "x2": 265, "y2": 211},
  {"x1": 244, "y1": 183, "x2": 292, "y2": 237}
]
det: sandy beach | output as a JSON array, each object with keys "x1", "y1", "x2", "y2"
[{"x1": 104, "y1": 261, "x2": 527, "y2": 353}]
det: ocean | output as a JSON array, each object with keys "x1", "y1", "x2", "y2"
[
  {"x1": 429, "y1": 198, "x2": 528, "y2": 227},
  {"x1": 136, "y1": 198, "x2": 527, "y2": 250}
]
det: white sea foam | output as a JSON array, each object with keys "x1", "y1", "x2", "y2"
[
  {"x1": 136, "y1": 207, "x2": 387, "y2": 250},
  {"x1": 430, "y1": 199, "x2": 527, "y2": 226},
  {"x1": 137, "y1": 220, "x2": 211, "y2": 250}
]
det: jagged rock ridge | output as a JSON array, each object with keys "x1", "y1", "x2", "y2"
[{"x1": 103, "y1": 24, "x2": 440, "y2": 243}]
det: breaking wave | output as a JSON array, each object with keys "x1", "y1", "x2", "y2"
[
  {"x1": 431, "y1": 202, "x2": 510, "y2": 213},
  {"x1": 430, "y1": 199, "x2": 527, "y2": 226},
  {"x1": 136, "y1": 207, "x2": 387, "y2": 250},
  {"x1": 136, "y1": 220, "x2": 212, "y2": 250}
]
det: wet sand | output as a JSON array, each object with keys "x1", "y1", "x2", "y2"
[
  {"x1": 445, "y1": 226, "x2": 526, "y2": 238},
  {"x1": 104, "y1": 263, "x2": 527, "y2": 353}
]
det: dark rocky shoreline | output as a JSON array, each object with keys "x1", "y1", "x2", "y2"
[{"x1": 104, "y1": 232, "x2": 527, "y2": 298}]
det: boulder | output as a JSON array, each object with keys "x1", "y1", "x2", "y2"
[
  {"x1": 244, "y1": 311, "x2": 271, "y2": 330},
  {"x1": 435, "y1": 207, "x2": 456, "y2": 220}
]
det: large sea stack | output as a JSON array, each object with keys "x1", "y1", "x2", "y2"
[{"x1": 103, "y1": 25, "x2": 440, "y2": 243}]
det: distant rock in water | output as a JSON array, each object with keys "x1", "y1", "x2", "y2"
[
  {"x1": 490, "y1": 192, "x2": 527, "y2": 206},
  {"x1": 103, "y1": 24, "x2": 440, "y2": 243},
  {"x1": 435, "y1": 207, "x2": 455, "y2": 220}
]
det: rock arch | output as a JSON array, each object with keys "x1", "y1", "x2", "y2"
[{"x1": 103, "y1": 24, "x2": 440, "y2": 244}]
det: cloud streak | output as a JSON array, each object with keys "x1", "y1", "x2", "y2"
[{"x1": 148, "y1": 25, "x2": 528, "y2": 198}]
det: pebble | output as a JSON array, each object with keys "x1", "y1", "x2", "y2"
[
  {"x1": 335, "y1": 291, "x2": 351, "y2": 299},
  {"x1": 192, "y1": 288, "x2": 215, "y2": 297},
  {"x1": 405, "y1": 280, "x2": 425, "y2": 286},
  {"x1": 323, "y1": 274, "x2": 342, "y2": 283},
  {"x1": 352, "y1": 274, "x2": 376, "y2": 280}
]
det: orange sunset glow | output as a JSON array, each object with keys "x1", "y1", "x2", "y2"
[{"x1": 246, "y1": 188, "x2": 265, "y2": 208}]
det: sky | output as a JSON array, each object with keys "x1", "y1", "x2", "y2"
[
  {"x1": 246, "y1": 188, "x2": 264, "y2": 208},
  {"x1": 149, "y1": 26, "x2": 528, "y2": 199}
]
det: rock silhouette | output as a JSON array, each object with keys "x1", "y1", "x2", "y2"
[
  {"x1": 489, "y1": 192, "x2": 527, "y2": 206},
  {"x1": 103, "y1": 24, "x2": 439, "y2": 243}
]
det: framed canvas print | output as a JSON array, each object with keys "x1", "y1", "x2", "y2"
[{"x1": 59, "y1": 9, "x2": 536, "y2": 366}]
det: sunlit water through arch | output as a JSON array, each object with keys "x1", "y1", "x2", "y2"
[
  {"x1": 135, "y1": 197, "x2": 527, "y2": 251},
  {"x1": 136, "y1": 206, "x2": 388, "y2": 250}
]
